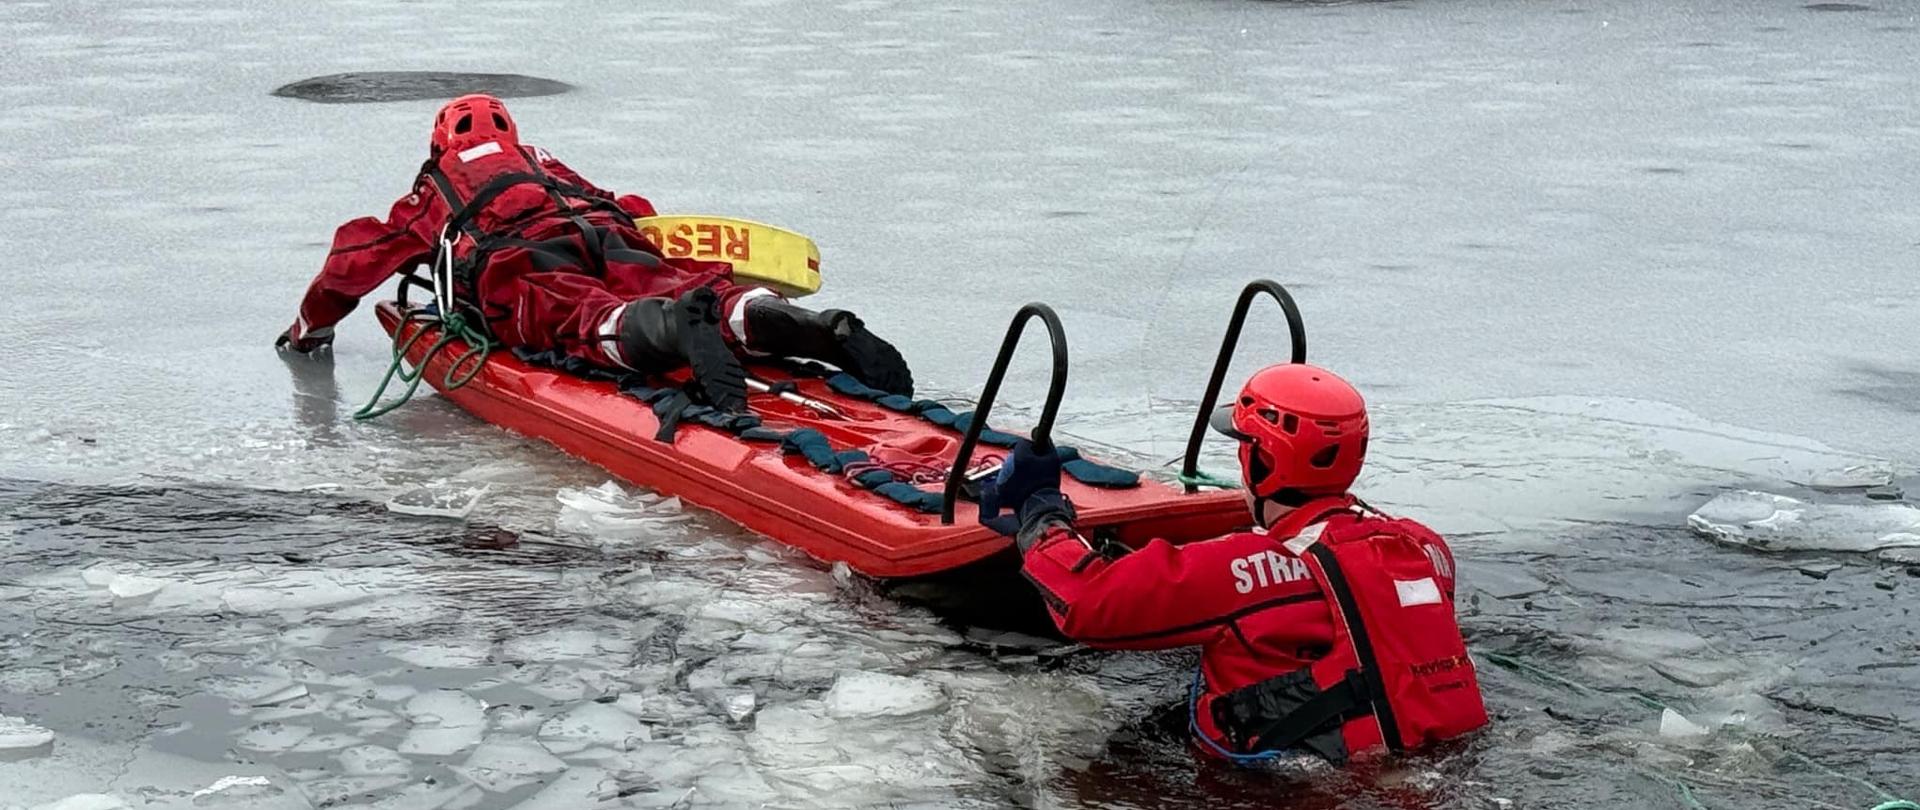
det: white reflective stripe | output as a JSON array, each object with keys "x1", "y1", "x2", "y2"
[
  {"x1": 293, "y1": 314, "x2": 310, "y2": 339},
  {"x1": 457, "y1": 141, "x2": 504, "y2": 163},
  {"x1": 1395, "y1": 577, "x2": 1442, "y2": 607},
  {"x1": 1281, "y1": 522, "x2": 1325, "y2": 556},
  {"x1": 597, "y1": 304, "x2": 631, "y2": 369},
  {"x1": 728, "y1": 288, "x2": 779, "y2": 355}
]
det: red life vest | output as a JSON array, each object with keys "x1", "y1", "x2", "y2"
[{"x1": 1209, "y1": 501, "x2": 1488, "y2": 763}]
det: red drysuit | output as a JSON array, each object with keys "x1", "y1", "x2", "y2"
[
  {"x1": 1021, "y1": 494, "x2": 1487, "y2": 763},
  {"x1": 282, "y1": 143, "x2": 756, "y2": 367}
]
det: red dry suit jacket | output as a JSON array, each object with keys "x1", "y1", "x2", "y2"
[
  {"x1": 1020, "y1": 494, "x2": 1473, "y2": 759},
  {"x1": 282, "y1": 147, "x2": 662, "y2": 345}
]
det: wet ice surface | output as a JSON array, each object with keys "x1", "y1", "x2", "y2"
[{"x1": 2, "y1": 0, "x2": 1918, "y2": 807}]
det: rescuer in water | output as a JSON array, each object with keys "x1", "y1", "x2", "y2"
[
  {"x1": 275, "y1": 94, "x2": 912, "y2": 411},
  {"x1": 981, "y1": 362, "x2": 1488, "y2": 764}
]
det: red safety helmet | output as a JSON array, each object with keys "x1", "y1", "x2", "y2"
[
  {"x1": 431, "y1": 94, "x2": 518, "y2": 155},
  {"x1": 1210, "y1": 363, "x2": 1369, "y2": 499}
]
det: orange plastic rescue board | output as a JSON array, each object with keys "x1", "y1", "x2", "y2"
[{"x1": 376, "y1": 301, "x2": 1249, "y2": 578}]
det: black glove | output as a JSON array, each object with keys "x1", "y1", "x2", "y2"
[
  {"x1": 276, "y1": 326, "x2": 334, "y2": 354},
  {"x1": 979, "y1": 438, "x2": 1064, "y2": 535},
  {"x1": 1012, "y1": 489, "x2": 1076, "y2": 554}
]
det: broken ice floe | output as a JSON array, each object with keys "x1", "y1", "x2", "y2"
[
  {"x1": 396, "y1": 690, "x2": 487, "y2": 756},
  {"x1": 190, "y1": 775, "x2": 279, "y2": 803},
  {"x1": 537, "y1": 702, "x2": 650, "y2": 755},
  {"x1": 385, "y1": 481, "x2": 491, "y2": 520},
  {"x1": 337, "y1": 745, "x2": 410, "y2": 776},
  {"x1": 78, "y1": 564, "x2": 166, "y2": 604},
  {"x1": 554, "y1": 481, "x2": 686, "y2": 540},
  {"x1": 1658, "y1": 707, "x2": 1711, "y2": 738},
  {"x1": 1798, "y1": 463, "x2": 1895, "y2": 490},
  {"x1": 824, "y1": 671, "x2": 947, "y2": 719},
  {"x1": 454, "y1": 737, "x2": 567, "y2": 793},
  {"x1": 1687, "y1": 490, "x2": 1920, "y2": 557},
  {"x1": 0, "y1": 714, "x2": 55, "y2": 760}
]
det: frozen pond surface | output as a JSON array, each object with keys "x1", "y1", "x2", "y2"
[{"x1": 1, "y1": 0, "x2": 1916, "y2": 807}]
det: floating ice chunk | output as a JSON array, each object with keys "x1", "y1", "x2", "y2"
[
  {"x1": 288, "y1": 732, "x2": 362, "y2": 753},
  {"x1": 824, "y1": 671, "x2": 946, "y2": 718},
  {"x1": 254, "y1": 683, "x2": 310, "y2": 707},
  {"x1": 743, "y1": 543, "x2": 786, "y2": 565},
  {"x1": 190, "y1": 775, "x2": 278, "y2": 803},
  {"x1": 1801, "y1": 464, "x2": 1895, "y2": 489},
  {"x1": 560, "y1": 481, "x2": 633, "y2": 512},
  {"x1": 385, "y1": 481, "x2": 490, "y2": 520},
  {"x1": 454, "y1": 738, "x2": 567, "y2": 793},
  {"x1": 338, "y1": 745, "x2": 411, "y2": 776},
  {"x1": 486, "y1": 704, "x2": 546, "y2": 735},
  {"x1": 0, "y1": 713, "x2": 55, "y2": 759},
  {"x1": 398, "y1": 725, "x2": 483, "y2": 758},
  {"x1": 77, "y1": 564, "x2": 168, "y2": 603},
  {"x1": 725, "y1": 692, "x2": 757, "y2": 726},
  {"x1": 397, "y1": 690, "x2": 486, "y2": 756},
  {"x1": 1878, "y1": 544, "x2": 1920, "y2": 564},
  {"x1": 383, "y1": 639, "x2": 492, "y2": 669},
  {"x1": 222, "y1": 575, "x2": 373, "y2": 613},
  {"x1": 538, "y1": 702, "x2": 650, "y2": 755},
  {"x1": 1658, "y1": 707, "x2": 1710, "y2": 738},
  {"x1": 501, "y1": 628, "x2": 633, "y2": 663},
  {"x1": 288, "y1": 775, "x2": 409, "y2": 808},
  {"x1": 1687, "y1": 491, "x2": 1920, "y2": 553},
  {"x1": 554, "y1": 483, "x2": 685, "y2": 540},
  {"x1": 29, "y1": 796, "x2": 128, "y2": 810},
  {"x1": 107, "y1": 574, "x2": 166, "y2": 603},
  {"x1": 236, "y1": 723, "x2": 312, "y2": 754},
  {"x1": 404, "y1": 690, "x2": 487, "y2": 728}
]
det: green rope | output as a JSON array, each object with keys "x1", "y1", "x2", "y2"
[
  {"x1": 1480, "y1": 650, "x2": 1914, "y2": 810},
  {"x1": 353, "y1": 311, "x2": 494, "y2": 420},
  {"x1": 1176, "y1": 469, "x2": 1240, "y2": 490},
  {"x1": 1480, "y1": 651, "x2": 1666, "y2": 710}
]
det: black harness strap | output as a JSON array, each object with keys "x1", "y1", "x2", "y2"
[
  {"x1": 420, "y1": 148, "x2": 658, "y2": 335},
  {"x1": 1239, "y1": 669, "x2": 1370, "y2": 753}
]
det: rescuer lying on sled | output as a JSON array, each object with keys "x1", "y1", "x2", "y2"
[
  {"x1": 980, "y1": 363, "x2": 1488, "y2": 764},
  {"x1": 274, "y1": 93, "x2": 912, "y2": 411}
]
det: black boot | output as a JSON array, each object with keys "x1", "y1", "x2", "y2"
[
  {"x1": 617, "y1": 288, "x2": 749, "y2": 412},
  {"x1": 745, "y1": 298, "x2": 914, "y2": 396}
]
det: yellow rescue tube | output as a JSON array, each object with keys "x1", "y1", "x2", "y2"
[{"x1": 632, "y1": 215, "x2": 822, "y2": 298}]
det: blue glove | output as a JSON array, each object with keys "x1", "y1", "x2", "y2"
[{"x1": 979, "y1": 438, "x2": 1064, "y2": 535}]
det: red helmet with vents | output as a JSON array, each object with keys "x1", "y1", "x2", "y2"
[
  {"x1": 431, "y1": 94, "x2": 518, "y2": 155},
  {"x1": 1209, "y1": 363, "x2": 1369, "y2": 498}
]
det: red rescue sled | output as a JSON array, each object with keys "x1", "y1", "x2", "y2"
[{"x1": 374, "y1": 301, "x2": 1249, "y2": 578}]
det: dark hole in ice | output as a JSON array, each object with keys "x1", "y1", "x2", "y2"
[
  {"x1": 271, "y1": 71, "x2": 575, "y2": 104},
  {"x1": 1805, "y1": 3, "x2": 1871, "y2": 10}
]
